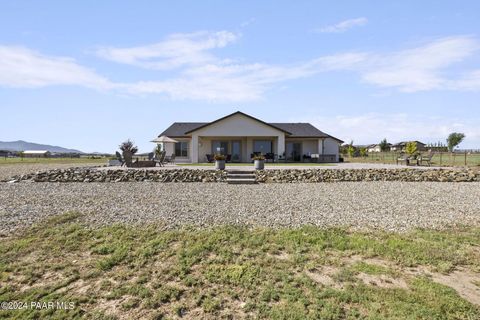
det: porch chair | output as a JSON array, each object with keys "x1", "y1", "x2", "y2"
[
  {"x1": 166, "y1": 153, "x2": 176, "y2": 165},
  {"x1": 206, "y1": 154, "x2": 214, "y2": 163},
  {"x1": 418, "y1": 152, "x2": 434, "y2": 167},
  {"x1": 396, "y1": 153, "x2": 410, "y2": 166},
  {"x1": 154, "y1": 150, "x2": 166, "y2": 167},
  {"x1": 115, "y1": 151, "x2": 125, "y2": 166},
  {"x1": 225, "y1": 154, "x2": 232, "y2": 162},
  {"x1": 265, "y1": 153, "x2": 274, "y2": 162}
]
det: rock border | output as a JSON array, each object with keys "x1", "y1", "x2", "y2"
[{"x1": 3, "y1": 167, "x2": 480, "y2": 183}]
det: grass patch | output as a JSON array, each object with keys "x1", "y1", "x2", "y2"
[
  {"x1": 177, "y1": 162, "x2": 334, "y2": 167},
  {"x1": 0, "y1": 214, "x2": 478, "y2": 319},
  {"x1": 0, "y1": 157, "x2": 106, "y2": 166}
]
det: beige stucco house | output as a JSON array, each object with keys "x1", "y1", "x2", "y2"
[{"x1": 157, "y1": 111, "x2": 343, "y2": 163}]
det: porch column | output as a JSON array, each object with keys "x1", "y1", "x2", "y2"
[
  {"x1": 191, "y1": 134, "x2": 199, "y2": 163},
  {"x1": 318, "y1": 139, "x2": 325, "y2": 155},
  {"x1": 277, "y1": 134, "x2": 285, "y2": 158}
]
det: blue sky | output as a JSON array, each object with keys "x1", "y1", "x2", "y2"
[{"x1": 1, "y1": 1, "x2": 479, "y2": 152}]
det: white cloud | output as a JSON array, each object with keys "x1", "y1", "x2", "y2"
[
  {"x1": 305, "y1": 113, "x2": 480, "y2": 148},
  {"x1": 360, "y1": 36, "x2": 480, "y2": 92},
  {"x1": 450, "y1": 69, "x2": 480, "y2": 91},
  {"x1": 96, "y1": 31, "x2": 238, "y2": 70},
  {"x1": 1, "y1": 32, "x2": 480, "y2": 102},
  {"x1": 0, "y1": 46, "x2": 113, "y2": 90},
  {"x1": 315, "y1": 17, "x2": 368, "y2": 33}
]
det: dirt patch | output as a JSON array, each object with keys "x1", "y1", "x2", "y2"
[
  {"x1": 430, "y1": 268, "x2": 480, "y2": 306},
  {"x1": 269, "y1": 252, "x2": 290, "y2": 261},
  {"x1": 305, "y1": 266, "x2": 341, "y2": 288},
  {"x1": 357, "y1": 273, "x2": 408, "y2": 289}
]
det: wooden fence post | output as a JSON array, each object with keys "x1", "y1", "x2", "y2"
[{"x1": 464, "y1": 151, "x2": 467, "y2": 166}]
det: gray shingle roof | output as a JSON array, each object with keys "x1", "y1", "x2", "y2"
[
  {"x1": 159, "y1": 122, "x2": 208, "y2": 137},
  {"x1": 158, "y1": 112, "x2": 343, "y2": 143}
]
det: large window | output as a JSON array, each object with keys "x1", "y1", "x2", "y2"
[
  {"x1": 253, "y1": 140, "x2": 273, "y2": 154},
  {"x1": 212, "y1": 141, "x2": 229, "y2": 155},
  {"x1": 175, "y1": 141, "x2": 189, "y2": 157}
]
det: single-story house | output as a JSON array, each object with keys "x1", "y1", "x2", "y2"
[
  {"x1": 367, "y1": 143, "x2": 392, "y2": 153},
  {"x1": 391, "y1": 141, "x2": 426, "y2": 152},
  {"x1": 23, "y1": 150, "x2": 51, "y2": 158},
  {"x1": 157, "y1": 111, "x2": 343, "y2": 163}
]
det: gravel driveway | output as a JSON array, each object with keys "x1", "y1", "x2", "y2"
[{"x1": 1, "y1": 182, "x2": 479, "y2": 235}]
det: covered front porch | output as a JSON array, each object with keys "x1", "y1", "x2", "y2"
[
  {"x1": 194, "y1": 136, "x2": 335, "y2": 163},
  {"x1": 196, "y1": 136, "x2": 284, "y2": 163}
]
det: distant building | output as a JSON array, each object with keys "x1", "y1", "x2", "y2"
[
  {"x1": 367, "y1": 143, "x2": 392, "y2": 153},
  {"x1": 391, "y1": 141, "x2": 426, "y2": 152},
  {"x1": 23, "y1": 150, "x2": 51, "y2": 158},
  {"x1": 0, "y1": 150, "x2": 12, "y2": 157}
]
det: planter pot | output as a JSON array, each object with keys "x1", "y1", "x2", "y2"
[
  {"x1": 254, "y1": 159, "x2": 265, "y2": 170},
  {"x1": 215, "y1": 160, "x2": 225, "y2": 170}
]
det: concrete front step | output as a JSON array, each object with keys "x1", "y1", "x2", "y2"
[
  {"x1": 227, "y1": 170, "x2": 255, "y2": 174},
  {"x1": 226, "y1": 170, "x2": 257, "y2": 184},
  {"x1": 226, "y1": 178, "x2": 257, "y2": 184},
  {"x1": 227, "y1": 174, "x2": 255, "y2": 179}
]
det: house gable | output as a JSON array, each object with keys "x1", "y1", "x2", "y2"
[{"x1": 185, "y1": 111, "x2": 291, "y2": 137}]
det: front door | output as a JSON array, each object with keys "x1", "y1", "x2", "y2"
[{"x1": 231, "y1": 140, "x2": 241, "y2": 162}]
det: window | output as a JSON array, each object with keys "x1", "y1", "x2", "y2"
[
  {"x1": 175, "y1": 141, "x2": 188, "y2": 157},
  {"x1": 212, "y1": 141, "x2": 229, "y2": 155},
  {"x1": 253, "y1": 140, "x2": 273, "y2": 154}
]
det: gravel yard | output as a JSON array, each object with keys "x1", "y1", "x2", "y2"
[{"x1": 1, "y1": 182, "x2": 479, "y2": 235}]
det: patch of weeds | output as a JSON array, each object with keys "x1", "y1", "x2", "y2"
[
  {"x1": 200, "y1": 295, "x2": 222, "y2": 313},
  {"x1": 121, "y1": 297, "x2": 140, "y2": 310},
  {"x1": 145, "y1": 285, "x2": 182, "y2": 308},
  {"x1": 350, "y1": 262, "x2": 392, "y2": 275},
  {"x1": 96, "y1": 246, "x2": 129, "y2": 271},
  {"x1": 205, "y1": 263, "x2": 261, "y2": 287}
]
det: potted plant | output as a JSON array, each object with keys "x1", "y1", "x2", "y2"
[
  {"x1": 214, "y1": 154, "x2": 226, "y2": 170},
  {"x1": 253, "y1": 155, "x2": 265, "y2": 170},
  {"x1": 119, "y1": 139, "x2": 138, "y2": 167}
]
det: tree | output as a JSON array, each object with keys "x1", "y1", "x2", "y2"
[
  {"x1": 405, "y1": 141, "x2": 417, "y2": 156},
  {"x1": 359, "y1": 147, "x2": 367, "y2": 157},
  {"x1": 446, "y1": 132, "x2": 465, "y2": 152},
  {"x1": 119, "y1": 139, "x2": 138, "y2": 155},
  {"x1": 379, "y1": 138, "x2": 390, "y2": 152},
  {"x1": 347, "y1": 140, "x2": 355, "y2": 158}
]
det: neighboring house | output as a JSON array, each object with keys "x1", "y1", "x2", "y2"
[
  {"x1": 391, "y1": 141, "x2": 426, "y2": 152},
  {"x1": 0, "y1": 150, "x2": 12, "y2": 157},
  {"x1": 23, "y1": 150, "x2": 51, "y2": 158},
  {"x1": 367, "y1": 143, "x2": 392, "y2": 153},
  {"x1": 157, "y1": 111, "x2": 343, "y2": 163}
]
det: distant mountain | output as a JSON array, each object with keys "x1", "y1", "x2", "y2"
[{"x1": 0, "y1": 140, "x2": 84, "y2": 153}]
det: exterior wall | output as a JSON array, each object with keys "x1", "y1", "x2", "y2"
[
  {"x1": 189, "y1": 113, "x2": 287, "y2": 163},
  {"x1": 192, "y1": 113, "x2": 286, "y2": 137},
  {"x1": 302, "y1": 140, "x2": 317, "y2": 154},
  {"x1": 159, "y1": 138, "x2": 191, "y2": 163},
  {"x1": 323, "y1": 138, "x2": 341, "y2": 161},
  {"x1": 162, "y1": 142, "x2": 175, "y2": 156}
]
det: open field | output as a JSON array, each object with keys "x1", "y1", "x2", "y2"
[
  {"x1": 0, "y1": 157, "x2": 106, "y2": 166},
  {"x1": 0, "y1": 160, "x2": 105, "y2": 181},
  {"x1": 347, "y1": 152, "x2": 480, "y2": 167},
  {"x1": 0, "y1": 213, "x2": 479, "y2": 319}
]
